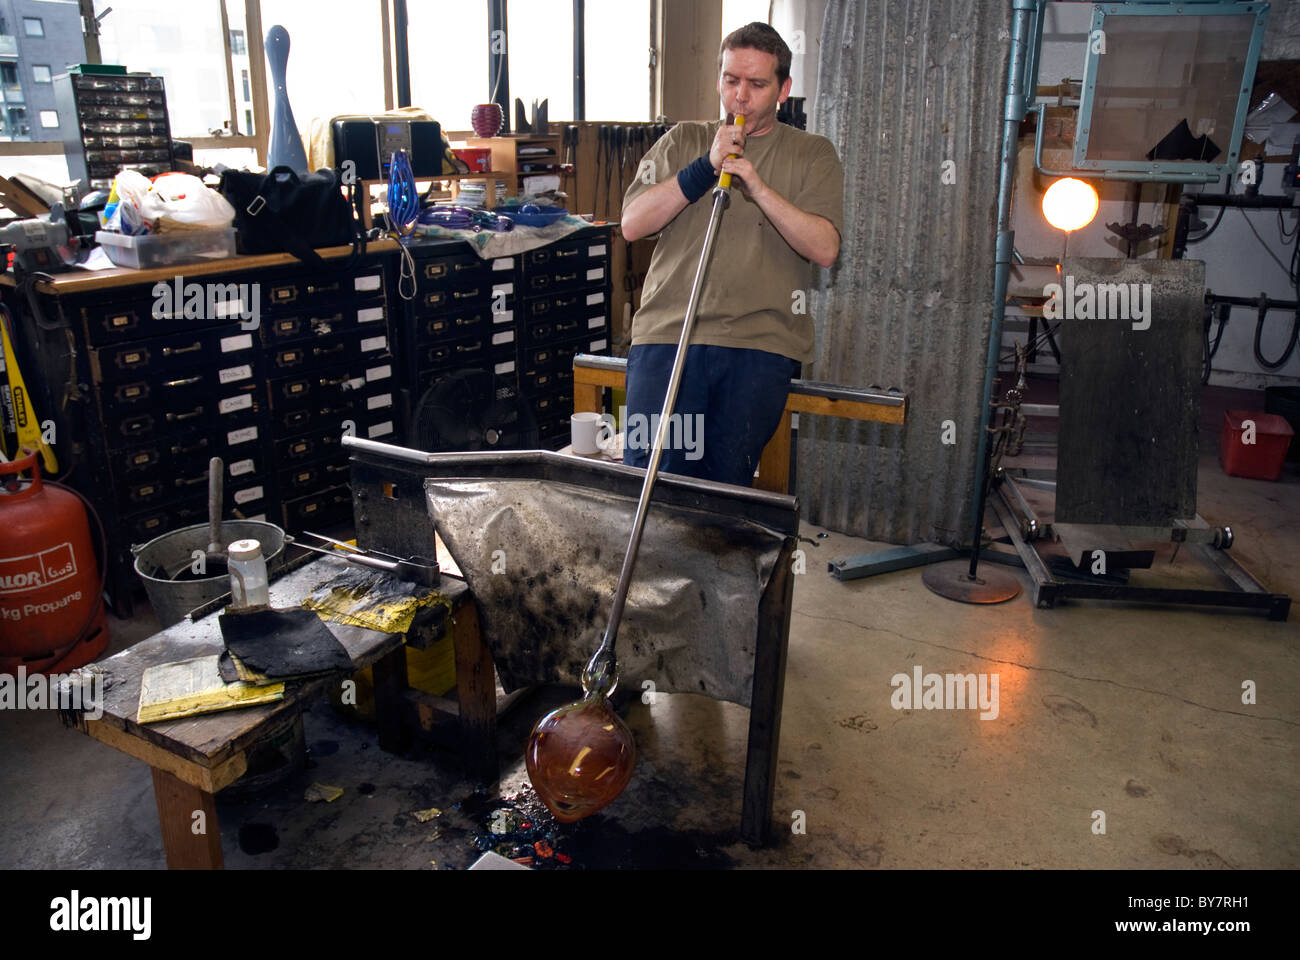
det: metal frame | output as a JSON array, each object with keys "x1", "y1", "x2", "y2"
[
  {"x1": 992, "y1": 473, "x2": 1290, "y2": 620},
  {"x1": 1034, "y1": 0, "x2": 1270, "y2": 184},
  {"x1": 343, "y1": 436, "x2": 801, "y2": 846}
]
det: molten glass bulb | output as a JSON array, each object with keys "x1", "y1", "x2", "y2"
[
  {"x1": 1042, "y1": 177, "x2": 1099, "y2": 232},
  {"x1": 525, "y1": 694, "x2": 636, "y2": 823}
]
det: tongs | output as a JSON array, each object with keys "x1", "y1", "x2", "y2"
[{"x1": 296, "y1": 531, "x2": 440, "y2": 587}]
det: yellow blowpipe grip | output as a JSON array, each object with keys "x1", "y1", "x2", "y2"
[{"x1": 718, "y1": 115, "x2": 744, "y2": 190}]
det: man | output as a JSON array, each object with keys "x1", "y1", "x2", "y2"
[{"x1": 619, "y1": 22, "x2": 843, "y2": 487}]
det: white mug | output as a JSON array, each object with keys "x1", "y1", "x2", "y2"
[{"x1": 571, "y1": 411, "x2": 619, "y2": 456}]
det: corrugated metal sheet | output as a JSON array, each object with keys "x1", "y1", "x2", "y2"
[{"x1": 799, "y1": 0, "x2": 1011, "y2": 545}]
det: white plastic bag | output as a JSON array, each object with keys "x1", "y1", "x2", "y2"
[{"x1": 142, "y1": 174, "x2": 235, "y2": 231}]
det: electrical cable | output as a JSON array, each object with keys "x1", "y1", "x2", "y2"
[
  {"x1": 1279, "y1": 207, "x2": 1298, "y2": 245},
  {"x1": 1238, "y1": 206, "x2": 1295, "y2": 279},
  {"x1": 384, "y1": 149, "x2": 419, "y2": 301}
]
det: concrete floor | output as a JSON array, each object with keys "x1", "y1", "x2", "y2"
[{"x1": 2, "y1": 384, "x2": 1297, "y2": 869}]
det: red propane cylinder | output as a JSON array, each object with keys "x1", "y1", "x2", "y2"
[{"x1": 0, "y1": 452, "x2": 109, "y2": 674}]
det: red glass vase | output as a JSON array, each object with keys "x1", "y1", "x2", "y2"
[{"x1": 471, "y1": 103, "x2": 503, "y2": 137}]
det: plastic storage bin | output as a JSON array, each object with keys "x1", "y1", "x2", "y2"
[
  {"x1": 95, "y1": 227, "x2": 237, "y2": 269},
  {"x1": 1220, "y1": 409, "x2": 1294, "y2": 481}
]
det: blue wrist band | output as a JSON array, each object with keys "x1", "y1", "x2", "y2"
[{"x1": 676, "y1": 155, "x2": 716, "y2": 203}]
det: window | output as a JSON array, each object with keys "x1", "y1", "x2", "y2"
[
  {"x1": 6, "y1": 107, "x2": 28, "y2": 139},
  {"x1": 96, "y1": 1, "x2": 250, "y2": 139},
  {"x1": 33, "y1": 65, "x2": 52, "y2": 84},
  {"x1": 259, "y1": 1, "x2": 386, "y2": 124},
  {"x1": 229, "y1": 29, "x2": 246, "y2": 55},
  {"x1": 39, "y1": 109, "x2": 58, "y2": 128},
  {"x1": 508, "y1": 0, "x2": 573, "y2": 122},
  {"x1": 23, "y1": 17, "x2": 44, "y2": 38},
  {"x1": 245, "y1": 109, "x2": 252, "y2": 135},
  {"x1": 409, "y1": 0, "x2": 489, "y2": 132},
  {"x1": 585, "y1": 0, "x2": 652, "y2": 121},
  {"x1": 721, "y1": 0, "x2": 771, "y2": 38},
  {"x1": 241, "y1": 69, "x2": 250, "y2": 102},
  {"x1": 1, "y1": 63, "x2": 17, "y2": 85}
]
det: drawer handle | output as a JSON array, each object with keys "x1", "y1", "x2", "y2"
[
  {"x1": 171, "y1": 438, "x2": 209, "y2": 455},
  {"x1": 456, "y1": 342, "x2": 482, "y2": 353},
  {"x1": 555, "y1": 247, "x2": 578, "y2": 258},
  {"x1": 166, "y1": 406, "x2": 204, "y2": 422},
  {"x1": 313, "y1": 343, "x2": 345, "y2": 356},
  {"x1": 306, "y1": 282, "x2": 340, "y2": 294},
  {"x1": 453, "y1": 261, "x2": 477, "y2": 273},
  {"x1": 556, "y1": 296, "x2": 578, "y2": 308},
  {"x1": 163, "y1": 341, "x2": 203, "y2": 357},
  {"x1": 453, "y1": 288, "x2": 480, "y2": 300},
  {"x1": 319, "y1": 375, "x2": 349, "y2": 387},
  {"x1": 325, "y1": 463, "x2": 348, "y2": 474},
  {"x1": 555, "y1": 272, "x2": 578, "y2": 283},
  {"x1": 455, "y1": 315, "x2": 480, "y2": 326},
  {"x1": 164, "y1": 375, "x2": 202, "y2": 388},
  {"x1": 175, "y1": 474, "x2": 207, "y2": 488}
]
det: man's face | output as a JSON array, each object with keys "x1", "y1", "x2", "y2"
[{"x1": 718, "y1": 46, "x2": 792, "y2": 131}]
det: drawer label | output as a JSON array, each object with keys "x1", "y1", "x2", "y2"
[
  {"x1": 233, "y1": 485, "x2": 264, "y2": 505},
  {"x1": 590, "y1": 339, "x2": 607, "y2": 351},
  {"x1": 367, "y1": 393, "x2": 393, "y2": 410},
  {"x1": 365, "y1": 364, "x2": 392, "y2": 382},
  {"x1": 151, "y1": 278, "x2": 260, "y2": 331},
  {"x1": 492, "y1": 258, "x2": 513, "y2": 271},
  {"x1": 494, "y1": 360, "x2": 516, "y2": 375},
  {"x1": 220, "y1": 333, "x2": 253, "y2": 353},
  {"x1": 360, "y1": 335, "x2": 387, "y2": 352},
  {"x1": 219, "y1": 393, "x2": 254, "y2": 415},
  {"x1": 492, "y1": 330, "x2": 515, "y2": 346},
  {"x1": 492, "y1": 282, "x2": 514, "y2": 297},
  {"x1": 227, "y1": 425, "x2": 258, "y2": 445},
  {"x1": 346, "y1": 377, "x2": 365, "y2": 391},
  {"x1": 357, "y1": 306, "x2": 384, "y2": 324},
  {"x1": 218, "y1": 363, "x2": 252, "y2": 384},
  {"x1": 588, "y1": 315, "x2": 606, "y2": 329},
  {"x1": 493, "y1": 310, "x2": 513, "y2": 325},
  {"x1": 228, "y1": 458, "x2": 256, "y2": 477},
  {"x1": 588, "y1": 244, "x2": 607, "y2": 256},
  {"x1": 367, "y1": 421, "x2": 394, "y2": 439},
  {"x1": 586, "y1": 267, "x2": 605, "y2": 282},
  {"x1": 355, "y1": 274, "x2": 382, "y2": 291},
  {"x1": 586, "y1": 292, "x2": 604, "y2": 306}
]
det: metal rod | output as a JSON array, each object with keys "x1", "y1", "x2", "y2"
[
  {"x1": 580, "y1": 181, "x2": 732, "y2": 697},
  {"x1": 573, "y1": 0, "x2": 586, "y2": 123},
  {"x1": 393, "y1": 0, "x2": 411, "y2": 108},
  {"x1": 967, "y1": 0, "x2": 1036, "y2": 581}
]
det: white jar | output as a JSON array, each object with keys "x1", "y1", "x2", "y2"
[{"x1": 228, "y1": 538, "x2": 270, "y2": 608}]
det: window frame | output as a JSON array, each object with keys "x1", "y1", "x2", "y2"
[
  {"x1": 39, "y1": 109, "x2": 59, "y2": 129},
  {"x1": 32, "y1": 64, "x2": 53, "y2": 84},
  {"x1": 0, "y1": 1, "x2": 659, "y2": 162},
  {"x1": 23, "y1": 17, "x2": 45, "y2": 38}
]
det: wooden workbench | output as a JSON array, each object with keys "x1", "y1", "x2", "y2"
[{"x1": 71, "y1": 553, "x2": 478, "y2": 869}]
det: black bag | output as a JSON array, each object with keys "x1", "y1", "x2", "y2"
[{"x1": 219, "y1": 166, "x2": 361, "y2": 268}]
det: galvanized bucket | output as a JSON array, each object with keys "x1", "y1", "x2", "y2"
[{"x1": 132, "y1": 520, "x2": 290, "y2": 627}]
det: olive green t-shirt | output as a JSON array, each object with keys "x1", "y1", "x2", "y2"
[{"x1": 622, "y1": 119, "x2": 844, "y2": 363}]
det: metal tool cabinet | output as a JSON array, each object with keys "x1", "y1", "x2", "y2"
[
  {"x1": 402, "y1": 227, "x2": 613, "y2": 450},
  {"x1": 3, "y1": 245, "x2": 398, "y2": 617}
]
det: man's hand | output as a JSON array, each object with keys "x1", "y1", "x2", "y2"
[
  {"x1": 719, "y1": 156, "x2": 767, "y2": 200},
  {"x1": 709, "y1": 116, "x2": 746, "y2": 172}
]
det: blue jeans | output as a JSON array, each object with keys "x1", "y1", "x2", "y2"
[{"x1": 623, "y1": 343, "x2": 799, "y2": 487}]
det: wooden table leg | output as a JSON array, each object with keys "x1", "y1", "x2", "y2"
[
  {"x1": 451, "y1": 601, "x2": 498, "y2": 783},
  {"x1": 373, "y1": 643, "x2": 412, "y2": 754},
  {"x1": 741, "y1": 538, "x2": 796, "y2": 847},
  {"x1": 151, "y1": 767, "x2": 224, "y2": 869}
]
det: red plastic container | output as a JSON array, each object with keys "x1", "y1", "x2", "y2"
[
  {"x1": 1219, "y1": 409, "x2": 1294, "y2": 481},
  {"x1": 454, "y1": 147, "x2": 492, "y2": 172},
  {"x1": 0, "y1": 452, "x2": 109, "y2": 674}
]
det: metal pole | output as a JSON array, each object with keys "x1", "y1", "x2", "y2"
[
  {"x1": 581, "y1": 182, "x2": 733, "y2": 696},
  {"x1": 573, "y1": 0, "x2": 586, "y2": 122},
  {"x1": 393, "y1": 0, "x2": 411, "y2": 108},
  {"x1": 489, "y1": 0, "x2": 510, "y2": 132},
  {"x1": 966, "y1": 0, "x2": 1040, "y2": 580}
]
